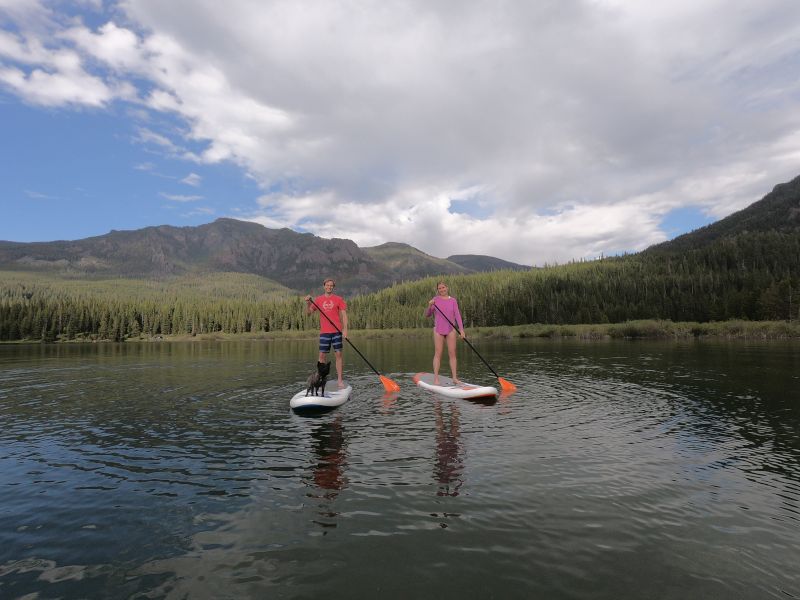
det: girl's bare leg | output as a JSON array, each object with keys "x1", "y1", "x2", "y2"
[
  {"x1": 446, "y1": 330, "x2": 459, "y2": 383},
  {"x1": 433, "y1": 331, "x2": 444, "y2": 384}
]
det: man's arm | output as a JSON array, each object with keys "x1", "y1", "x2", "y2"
[
  {"x1": 340, "y1": 309, "x2": 348, "y2": 338},
  {"x1": 304, "y1": 295, "x2": 316, "y2": 315}
]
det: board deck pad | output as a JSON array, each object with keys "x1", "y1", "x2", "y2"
[{"x1": 413, "y1": 373, "x2": 498, "y2": 399}]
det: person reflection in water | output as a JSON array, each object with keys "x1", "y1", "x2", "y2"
[
  {"x1": 311, "y1": 415, "x2": 348, "y2": 498},
  {"x1": 434, "y1": 401, "x2": 465, "y2": 497}
]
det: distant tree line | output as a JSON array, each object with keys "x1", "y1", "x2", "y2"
[
  {"x1": 0, "y1": 290, "x2": 316, "y2": 342},
  {"x1": 1, "y1": 229, "x2": 799, "y2": 341}
]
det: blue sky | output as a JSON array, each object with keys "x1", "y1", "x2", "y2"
[
  {"x1": 2, "y1": 98, "x2": 259, "y2": 240},
  {"x1": 1, "y1": 1, "x2": 799, "y2": 265}
]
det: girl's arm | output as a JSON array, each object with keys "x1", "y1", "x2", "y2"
[
  {"x1": 454, "y1": 299, "x2": 465, "y2": 335},
  {"x1": 425, "y1": 298, "x2": 436, "y2": 317}
]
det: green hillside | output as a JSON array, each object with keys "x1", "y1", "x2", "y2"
[
  {"x1": 0, "y1": 271, "x2": 295, "y2": 303},
  {"x1": 0, "y1": 271, "x2": 303, "y2": 342}
]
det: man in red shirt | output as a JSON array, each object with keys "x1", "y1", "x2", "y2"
[{"x1": 305, "y1": 278, "x2": 348, "y2": 388}]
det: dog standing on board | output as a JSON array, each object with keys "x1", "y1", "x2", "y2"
[{"x1": 306, "y1": 361, "x2": 331, "y2": 396}]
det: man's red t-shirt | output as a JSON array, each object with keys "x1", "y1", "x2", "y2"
[{"x1": 312, "y1": 294, "x2": 347, "y2": 333}]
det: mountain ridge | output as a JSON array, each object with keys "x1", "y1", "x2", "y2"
[
  {"x1": 0, "y1": 218, "x2": 530, "y2": 294},
  {"x1": 446, "y1": 254, "x2": 530, "y2": 272}
]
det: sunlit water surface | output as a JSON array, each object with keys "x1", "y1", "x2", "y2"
[{"x1": 1, "y1": 339, "x2": 799, "y2": 599}]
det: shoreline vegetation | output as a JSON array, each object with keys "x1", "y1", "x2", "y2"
[{"x1": 3, "y1": 319, "x2": 799, "y2": 344}]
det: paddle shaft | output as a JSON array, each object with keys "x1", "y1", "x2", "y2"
[
  {"x1": 432, "y1": 302, "x2": 501, "y2": 379},
  {"x1": 307, "y1": 297, "x2": 384, "y2": 378}
]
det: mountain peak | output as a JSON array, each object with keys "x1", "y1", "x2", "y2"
[{"x1": 447, "y1": 254, "x2": 530, "y2": 271}]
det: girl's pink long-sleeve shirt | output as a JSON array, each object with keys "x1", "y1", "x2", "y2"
[{"x1": 426, "y1": 296, "x2": 464, "y2": 335}]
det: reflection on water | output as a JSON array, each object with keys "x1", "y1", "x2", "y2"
[
  {"x1": 306, "y1": 415, "x2": 349, "y2": 534},
  {"x1": 309, "y1": 415, "x2": 348, "y2": 495},
  {"x1": 433, "y1": 401, "x2": 464, "y2": 497},
  {"x1": 1, "y1": 339, "x2": 799, "y2": 598}
]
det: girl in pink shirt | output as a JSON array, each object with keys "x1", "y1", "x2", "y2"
[{"x1": 425, "y1": 281, "x2": 466, "y2": 384}]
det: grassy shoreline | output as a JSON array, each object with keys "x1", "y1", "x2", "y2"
[
  {"x1": 471, "y1": 319, "x2": 800, "y2": 340},
  {"x1": 4, "y1": 319, "x2": 800, "y2": 344}
]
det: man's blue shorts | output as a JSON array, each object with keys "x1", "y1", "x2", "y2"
[{"x1": 319, "y1": 332, "x2": 343, "y2": 353}]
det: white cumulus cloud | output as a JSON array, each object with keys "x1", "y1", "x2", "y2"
[{"x1": 181, "y1": 172, "x2": 202, "y2": 187}]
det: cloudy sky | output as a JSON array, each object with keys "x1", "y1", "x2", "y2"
[{"x1": 1, "y1": 0, "x2": 799, "y2": 265}]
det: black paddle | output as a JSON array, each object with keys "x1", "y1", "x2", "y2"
[
  {"x1": 307, "y1": 297, "x2": 400, "y2": 392},
  {"x1": 431, "y1": 302, "x2": 517, "y2": 392}
]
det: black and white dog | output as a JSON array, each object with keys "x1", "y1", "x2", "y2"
[{"x1": 306, "y1": 361, "x2": 331, "y2": 396}]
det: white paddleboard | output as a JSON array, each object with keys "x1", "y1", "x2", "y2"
[
  {"x1": 413, "y1": 373, "x2": 498, "y2": 400},
  {"x1": 290, "y1": 383, "x2": 352, "y2": 411}
]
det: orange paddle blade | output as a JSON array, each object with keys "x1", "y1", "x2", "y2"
[
  {"x1": 498, "y1": 377, "x2": 517, "y2": 393},
  {"x1": 380, "y1": 375, "x2": 401, "y2": 393}
]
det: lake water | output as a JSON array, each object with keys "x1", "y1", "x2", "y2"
[{"x1": 1, "y1": 338, "x2": 799, "y2": 599}]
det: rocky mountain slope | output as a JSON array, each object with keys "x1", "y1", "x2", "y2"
[{"x1": 0, "y1": 218, "x2": 530, "y2": 294}]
